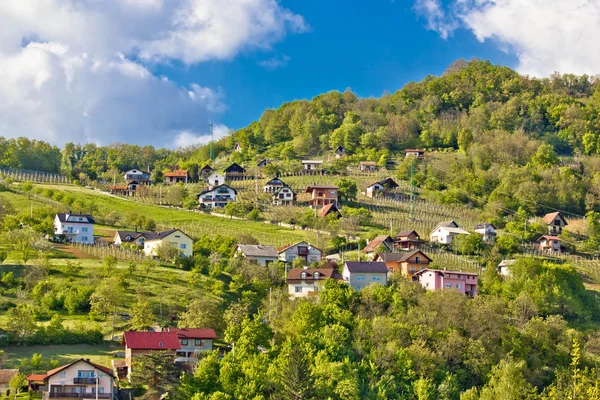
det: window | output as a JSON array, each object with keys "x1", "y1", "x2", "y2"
[
  {"x1": 409, "y1": 267, "x2": 416, "y2": 273},
  {"x1": 98, "y1": 373, "x2": 104, "y2": 379},
  {"x1": 159, "y1": 342, "x2": 164, "y2": 347},
  {"x1": 314, "y1": 272, "x2": 319, "y2": 280},
  {"x1": 195, "y1": 339, "x2": 202, "y2": 346},
  {"x1": 301, "y1": 272, "x2": 307, "y2": 279},
  {"x1": 78, "y1": 370, "x2": 94, "y2": 378},
  {"x1": 372, "y1": 276, "x2": 381, "y2": 281},
  {"x1": 82, "y1": 227, "x2": 88, "y2": 232},
  {"x1": 175, "y1": 235, "x2": 181, "y2": 238},
  {"x1": 180, "y1": 244, "x2": 187, "y2": 249},
  {"x1": 415, "y1": 256, "x2": 420, "y2": 263},
  {"x1": 456, "y1": 283, "x2": 462, "y2": 289},
  {"x1": 356, "y1": 275, "x2": 365, "y2": 281},
  {"x1": 295, "y1": 286, "x2": 302, "y2": 293},
  {"x1": 330, "y1": 191, "x2": 336, "y2": 196},
  {"x1": 99, "y1": 388, "x2": 105, "y2": 394},
  {"x1": 445, "y1": 283, "x2": 452, "y2": 289},
  {"x1": 82, "y1": 237, "x2": 88, "y2": 241},
  {"x1": 426, "y1": 282, "x2": 429, "y2": 287},
  {"x1": 181, "y1": 339, "x2": 188, "y2": 345}
]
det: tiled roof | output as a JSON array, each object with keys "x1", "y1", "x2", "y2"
[
  {"x1": 164, "y1": 170, "x2": 188, "y2": 177},
  {"x1": 395, "y1": 230, "x2": 419, "y2": 238},
  {"x1": 0, "y1": 369, "x2": 18, "y2": 384},
  {"x1": 475, "y1": 223, "x2": 496, "y2": 229},
  {"x1": 318, "y1": 203, "x2": 340, "y2": 217},
  {"x1": 286, "y1": 268, "x2": 340, "y2": 282},
  {"x1": 362, "y1": 236, "x2": 392, "y2": 253},
  {"x1": 164, "y1": 328, "x2": 217, "y2": 339},
  {"x1": 26, "y1": 374, "x2": 47, "y2": 382},
  {"x1": 237, "y1": 244, "x2": 279, "y2": 258},
  {"x1": 543, "y1": 212, "x2": 567, "y2": 225},
  {"x1": 198, "y1": 184, "x2": 237, "y2": 196},
  {"x1": 374, "y1": 250, "x2": 432, "y2": 263},
  {"x1": 116, "y1": 230, "x2": 149, "y2": 242},
  {"x1": 224, "y1": 163, "x2": 246, "y2": 173},
  {"x1": 43, "y1": 359, "x2": 114, "y2": 380},
  {"x1": 144, "y1": 229, "x2": 189, "y2": 242},
  {"x1": 123, "y1": 331, "x2": 180, "y2": 350},
  {"x1": 538, "y1": 235, "x2": 561, "y2": 241},
  {"x1": 278, "y1": 241, "x2": 322, "y2": 254},
  {"x1": 344, "y1": 261, "x2": 389, "y2": 273},
  {"x1": 414, "y1": 268, "x2": 478, "y2": 277},
  {"x1": 305, "y1": 185, "x2": 339, "y2": 191}
]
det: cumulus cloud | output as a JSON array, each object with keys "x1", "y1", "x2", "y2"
[
  {"x1": 414, "y1": 0, "x2": 459, "y2": 40},
  {"x1": 173, "y1": 124, "x2": 230, "y2": 149},
  {"x1": 0, "y1": 0, "x2": 306, "y2": 146},
  {"x1": 413, "y1": 0, "x2": 600, "y2": 77}
]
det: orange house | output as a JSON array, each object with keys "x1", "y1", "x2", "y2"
[
  {"x1": 373, "y1": 250, "x2": 432, "y2": 281},
  {"x1": 305, "y1": 185, "x2": 339, "y2": 209}
]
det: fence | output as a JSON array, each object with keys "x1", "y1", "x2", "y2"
[
  {"x1": 70, "y1": 242, "x2": 145, "y2": 262},
  {"x1": 0, "y1": 167, "x2": 71, "y2": 184}
]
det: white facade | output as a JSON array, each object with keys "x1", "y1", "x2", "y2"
[
  {"x1": 366, "y1": 183, "x2": 384, "y2": 198},
  {"x1": 288, "y1": 281, "x2": 322, "y2": 297},
  {"x1": 207, "y1": 173, "x2": 225, "y2": 188},
  {"x1": 273, "y1": 187, "x2": 295, "y2": 206},
  {"x1": 198, "y1": 184, "x2": 237, "y2": 208},
  {"x1": 124, "y1": 169, "x2": 150, "y2": 181},
  {"x1": 475, "y1": 224, "x2": 496, "y2": 242},
  {"x1": 302, "y1": 160, "x2": 323, "y2": 170},
  {"x1": 429, "y1": 226, "x2": 469, "y2": 244},
  {"x1": 54, "y1": 214, "x2": 95, "y2": 244},
  {"x1": 46, "y1": 360, "x2": 114, "y2": 399},
  {"x1": 279, "y1": 242, "x2": 322, "y2": 264},
  {"x1": 143, "y1": 230, "x2": 193, "y2": 258}
]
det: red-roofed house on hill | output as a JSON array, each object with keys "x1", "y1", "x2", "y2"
[
  {"x1": 164, "y1": 169, "x2": 189, "y2": 184},
  {"x1": 318, "y1": 203, "x2": 341, "y2": 218},
  {"x1": 537, "y1": 235, "x2": 562, "y2": 253},
  {"x1": 163, "y1": 328, "x2": 217, "y2": 359},
  {"x1": 26, "y1": 359, "x2": 115, "y2": 399},
  {"x1": 543, "y1": 212, "x2": 568, "y2": 235},
  {"x1": 306, "y1": 185, "x2": 339, "y2": 209},
  {"x1": 362, "y1": 235, "x2": 394, "y2": 259}
]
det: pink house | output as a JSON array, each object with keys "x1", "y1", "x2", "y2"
[{"x1": 414, "y1": 269, "x2": 478, "y2": 296}]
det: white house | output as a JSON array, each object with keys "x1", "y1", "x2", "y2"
[
  {"x1": 342, "y1": 261, "x2": 389, "y2": 290},
  {"x1": 198, "y1": 184, "x2": 237, "y2": 208},
  {"x1": 286, "y1": 267, "x2": 340, "y2": 297},
  {"x1": 54, "y1": 213, "x2": 95, "y2": 244},
  {"x1": 114, "y1": 230, "x2": 151, "y2": 248},
  {"x1": 302, "y1": 160, "x2": 323, "y2": 171},
  {"x1": 273, "y1": 186, "x2": 296, "y2": 206},
  {"x1": 429, "y1": 225, "x2": 470, "y2": 244},
  {"x1": 278, "y1": 241, "x2": 322, "y2": 264},
  {"x1": 264, "y1": 177, "x2": 287, "y2": 193},
  {"x1": 543, "y1": 212, "x2": 568, "y2": 235},
  {"x1": 365, "y1": 177, "x2": 399, "y2": 198},
  {"x1": 162, "y1": 328, "x2": 217, "y2": 361},
  {"x1": 405, "y1": 149, "x2": 425, "y2": 159},
  {"x1": 143, "y1": 229, "x2": 193, "y2": 258},
  {"x1": 474, "y1": 223, "x2": 497, "y2": 242},
  {"x1": 124, "y1": 169, "x2": 150, "y2": 182},
  {"x1": 206, "y1": 173, "x2": 225, "y2": 188},
  {"x1": 235, "y1": 244, "x2": 279, "y2": 266},
  {"x1": 498, "y1": 259, "x2": 516, "y2": 277}
]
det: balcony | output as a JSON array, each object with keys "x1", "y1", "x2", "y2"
[
  {"x1": 62, "y1": 230, "x2": 79, "y2": 235},
  {"x1": 73, "y1": 378, "x2": 97, "y2": 384},
  {"x1": 47, "y1": 393, "x2": 111, "y2": 399}
]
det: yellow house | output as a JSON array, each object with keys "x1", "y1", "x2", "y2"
[{"x1": 143, "y1": 229, "x2": 193, "y2": 258}]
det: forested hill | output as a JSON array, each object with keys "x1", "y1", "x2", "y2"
[{"x1": 2, "y1": 59, "x2": 600, "y2": 215}]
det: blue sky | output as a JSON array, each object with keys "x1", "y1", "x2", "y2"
[{"x1": 156, "y1": 0, "x2": 518, "y2": 131}]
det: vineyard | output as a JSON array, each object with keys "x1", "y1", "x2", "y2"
[{"x1": 0, "y1": 167, "x2": 71, "y2": 184}]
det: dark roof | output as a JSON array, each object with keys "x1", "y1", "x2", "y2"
[
  {"x1": 0, "y1": 369, "x2": 18, "y2": 384},
  {"x1": 145, "y1": 229, "x2": 191, "y2": 242},
  {"x1": 395, "y1": 230, "x2": 420, "y2": 238},
  {"x1": 43, "y1": 359, "x2": 114, "y2": 381},
  {"x1": 274, "y1": 186, "x2": 294, "y2": 196},
  {"x1": 305, "y1": 185, "x2": 339, "y2": 192},
  {"x1": 257, "y1": 159, "x2": 269, "y2": 166},
  {"x1": 362, "y1": 236, "x2": 393, "y2": 253},
  {"x1": 287, "y1": 268, "x2": 340, "y2": 282},
  {"x1": 116, "y1": 230, "x2": 150, "y2": 242},
  {"x1": 56, "y1": 213, "x2": 95, "y2": 224},
  {"x1": 278, "y1": 241, "x2": 322, "y2": 254},
  {"x1": 434, "y1": 220, "x2": 459, "y2": 229},
  {"x1": 123, "y1": 331, "x2": 181, "y2": 350},
  {"x1": 374, "y1": 250, "x2": 432, "y2": 263},
  {"x1": 414, "y1": 268, "x2": 478, "y2": 277},
  {"x1": 335, "y1": 145, "x2": 346, "y2": 152},
  {"x1": 163, "y1": 327, "x2": 217, "y2": 339},
  {"x1": 198, "y1": 184, "x2": 237, "y2": 196},
  {"x1": 224, "y1": 162, "x2": 246, "y2": 173},
  {"x1": 200, "y1": 165, "x2": 214, "y2": 171},
  {"x1": 475, "y1": 223, "x2": 496, "y2": 230},
  {"x1": 237, "y1": 244, "x2": 279, "y2": 258},
  {"x1": 318, "y1": 203, "x2": 341, "y2": 217},
  {"x1": 378, "y1": 177, "x2": 399, "y2": 188},
  {"x1": 537, "y1": 235, "x2": 561, "y2": 241},
  {"x1": 344, "y1": 261, "x2": 389, "y2": 273},
  {"x1": 265, "y1": 177, "x2": 286, "y2": 186},
  {"x1": 543, "y1": 212, "x2": 567, "y2": 225}
]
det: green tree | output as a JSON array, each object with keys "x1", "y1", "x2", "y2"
[
  {"x1": 478, "y1": 359, "x2": 538, "y2": 400},
  {"x1": 131, "y1": 351, "x2": 181, "y2": 400},
  {"x1": 131, "y1": 296, "x2": 154, "y2": 331},
  {"x1": 6, "y1": 304, "x2": 37, "y2": 338},
  {"x1": 336, "y1": 178, "x2": 358, "y2": 203},
  {"x1": 9, "y1": 373, "x2": 27, "y2": 399},
  {"x1": 90, "y1": 277, "x2": 124, "y2": 319}
]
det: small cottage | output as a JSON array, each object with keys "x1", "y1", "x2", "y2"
[
  {"x1": 405, "y1": 149, "x2": 425, "y2": 159},
  {"x1": 543, "y1": 212, "x2": 568, "y2": 235},
  {"x1": 164, "y1": 169, "x2": 188, "y2": 185},
  {"x1": 359, "y1": 161, "x2": 378, "y2": 172},
  {"x1": 361, "y1": 235, "x2": 394, "y2": 259},
  {"x1": 264, "y1": 177, "x2": 287, "y2": 193},
  {"x1": 235, "y1": 244, "x2": 279, "y2": 266},
  {"x1": 301, "y1": 160, "x2": 323, "y2": 171},
  {"x1": 224, "y1": 163, "x2": 246, "y2": 180},
  {"x1": 54, "y1": 213, "x2": 95, "y2": 245},
  {"x1": 537, "y1": 235, "x2": 562, "y2": 253},
  {"x1": 207, "y1": 172, "x2": 225, "y2": 188},
  {"x1": 335, "y1": 146, "x2": 347, "y2": 158},
  {"x1": 366, "y1": 177, "x2": 399, "y2": 198},
  {"x1": 394, "y1": 230, "x2": 425, "y2": 250},
  {"x1": 200, "y1": 165, "x2": 214, "y2": 181},
  {"x1": 143, "y1": 229, "x2": 193, "y2": 258},
  {"x1": 287, "y1": 267, "x2": 341, "y2": 297},
  {"x1": 474, "y1": 223, "x2": 497, "y2": 242}
]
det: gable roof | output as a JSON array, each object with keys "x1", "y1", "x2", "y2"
[
  {"x1": 163, "y1": 327, "x2": 217, "y2": 339},
  {"x1": 200, "y1": 165, "x2": 214, "y2": 172},
  {"x1": 537, "y1": 235, "x2": 561, "y2": 241},
  {"x1": 115, "y1": 230, "x2": 150, "y2": 242},
  {"x1": 224, "y1": 162, "x2": 246, "y2": 173},
  {"x1": 360, "y1": 161, "x2": 377, "y2": 166},
  {"x1": 144, "y1": 229, "x2": 191, "y2": 242},
  {"x1": 44, "y1": 359, "x2": 114, "y2": 380},
  {"x1": 405, "y1": 149, "x2": 425, "y2": 153},
  {"x1": 306, "y1": 185, "x2": 339, "y2": 192},
  {"x1": 335, "y1": 145, "x2": 346, "y2": 153},
  {"x1": 434, "y1": 220, "x2": 459, "y2": 229},
  {"x1": 0, "y1": 369, "x2": 18, "y2": 384},
  {"x1": 301, "y1": 160, "x2": 323, "y2": 164},
  {"x1": 123, "y1": 331, "x2": 181, "y2": 350},
  {"x1": 374, "y1": 250, "x2": 432, "y2": 263},
  {"x1": 265, "y1": 177, "x2": 286, "y2": 186},
  {"x1": 344, "y1": 261, "x2": 389, "y2": 273},
  {"x1": 475, "y1": 223, "x2": 496, "y2": 230},
  {"x1": 257, "y1": 159, "x2": 269, "y2": 166},
  {"x1": 543, "y1": 212, "x2": 567, "y2": 225},
  {"x1": 236, "y1": 244, "x2": 279, "y2": 258},
  {"x1": 395, "y1": 230, "x2": 421, "y2": 239},
  {"x1": 287, "y1": 268, "x2": 340, "y2": 282},
  {"x1": 56, "y1": 213, "x2": 95, "y2": 224},
  {"x1": 274, "y1": 186, "x2": 294, "y2": 196},
  {"x1": 278, "y1": 241, "x2": 322, "y2": 254},
  {"x1": 164, "y1": 169, "x2": 188, "y2": 177},
  {"x1": 362, "y1": 236, "x2": 393, "y2": 253},
  {"x1": 318, "y1": 203, "x2": 341, "y2": 217},
  {"x1": 436, "y1": 227, "x2": 470, "y2": 235},
  {"x1": 414, "y1": 268, "x2": 478, "y2": 277},
  {"x1": 198, "y1": 184, "x2": 237, "y2": 196}
]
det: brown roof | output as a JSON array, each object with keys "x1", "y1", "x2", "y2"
[
  {"x1": 163, "y1": 327, "x2": 217, "y2": 339},
  {"x1": 318, "y1": 203, "x2": 340, "y2": 217},
  {"x1": 0, "y1": 369, "x2": 19, "y2": 384},
  {"x1": 286, "y1": 267, "x2": 340, "y2": 282},
  {"x1": 395, "y1": 230, "x2": 420, "y2": 239},
  {"x1": 305, "y1": 185, "x2": 339, "y2": 192},
  {"x1": 362, "y1": 236, "x2": 392, "y2": 253},
  {"x1": 236, "y1": 244, "x2": 279, "y2": 258},
  {"x1": 414, "y1": 268, "x2": 478, "y2": 277},
  {"x1": 537, "y1": 235, "x2": 561, "y2": 241},
  {"x1": 44, "y1": 359, "x2": 114, "y2": 380},
  {"x1": 543, "y1": 212, "x2": 567, "y2": 225},
  {"x1": 277, "y1": 241, "x2": 322, "y2": 254},
  {"x1": 374, "y1": 250, "x2": 432, "y2": 263},
  {"x1": 360, "y1": 161, "x2": 377, "y2": 166},
  {"x1": 164, "y1": 169, "x2": 188, "y2": 177}
]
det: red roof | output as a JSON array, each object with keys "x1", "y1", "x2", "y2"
[
  {"x1": 543, "y1": 212, "x2": 567, "y2": 225},
  {"x1": 164, "y1": 328, "x2": 217, "y2": 339},
  {"x1": 164, "y1": 170, "x2": 188, "y2": 177},
  {"x1": 123, "y1": 331, "x2": 180, "y2": 350},
  {"x1": 362, "y1": 235, "x2": 392, "y2": 253},
  {"x1": 318, "y1": 203, "x2": 340, "y2": 217},
  {"x1": 538, "y1": 235, "x2": 561, "y2": 241},
  {"x1": 26, "y1": 374, "x2": 47, "y2": 382},
  {"x1": 30, "y1": 359, "x2": 114, "y2": 382}
]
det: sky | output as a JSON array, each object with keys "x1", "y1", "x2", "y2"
[{"x1": 1, "y1": 0, "x2": 599, "y2": 149}]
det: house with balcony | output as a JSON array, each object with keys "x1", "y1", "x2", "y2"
[
  {"x1": 264, "y1": 177, "x2": 287, "y2": 193},
  {"x1": 305, "y1": 185, "x2": 339, "y2": 209},
  {"x1": 393, "y1": 230, "x2": 425, "y2": 250},
  {"x1": 537, "y1": 235, "x2": 562, "y2": 253},
  {"x1": 287, "y1": 267, "x2": 341, "y2": 297},
  {"x1": 27, "y1": 359, "x2": 115, "y2": 399},
  {"x1": 206, "y1": 172, "x2": 225, "y2": 188},
  {"x1": 373, "y1": 250, "x2": 432, "y2": 281},
  {"x1": 273, "y1": 186, "x2": 296, "y2": 206},
  {"x1": 54, "y1": 213, "x2": 95, "y2": 244},
  {"x1": 361, "y1": 235, "x2": 394, "y2": 259},
  {"x1": 121, "y1": 331, "x2": 180, "y2": 378},
  {"x1": 414, "y1": 269, "x2": 478, "y2": 296},
  {"x1": 301, "y1": 160, "x2": 323, "y2": 172},
  {"x1": 164, "y1": 169, "x2": 188, "y2": 184},
  {"x1": 429, "y1": 220, "x2": 469, "y2": 244},
  {"x1": 235, "y1": 244, "x2": 279, "y2": 266},
  {"x1": 224, "y1": 163, "x2": 246, "y2": 180},
  {"x1": 475, "y1": 223, "x2": 497, "y2": 242},
  {"x1": 543, "y1": 212, "x2": 568, "y2": 235},
  {"x1": 342, "y1": 261, "x2": 389, "y2": 290},
  {"x1": 278, "y1": 241, "x2": 323, "y2": 264},
  {"x1": 198, "y1": 184, "x2": 237, "y2": 209},
  {"x1": 143, "y1": 229, "x2": 193, "y2": 258},
  {"x1": 123, "y1": 169, "x2": 152, "y2": 185},
  {"x1": 163, "y1": 328, "x2": 217, "y2": 361}
]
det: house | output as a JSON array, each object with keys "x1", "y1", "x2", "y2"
[
  {"x1": 475, "y1": 223, "x2": 497, "y2": 242},
  {"x1": 200, "y1": 165, "x2": 214, "y2": 181},
  {"x1": 54, "y1": 213, "x2": 95, "y2": 244},
  {"x1": 273, "y1": 186, "x2": 296, "y2": 206},
  {"x1": 124, "y1": 169, "x2": 151, "y2": 184},
  {"x1": 27, "y1": 359, "x2": 115, "y2": 399},
  {"x1": 224, "y1": 163, "x2": 246, "y2": 180},
  {"x1": 429, "y1": 221, "x2": 467, "y2": 244},
  {"x1": 164, "y1": 169, "x2": 188, "y2": 185},
  {"x1": 361, "y1": 235, "x2": 394, "y2": 259},
  {"x1": 366, "y1": 177, "x2": 399, "y2": 198},
  {"x1": 537, "y1": 235, "x2": 562, "y2": 253},
  {"x1": 114, "y1": 230, "x2": 152, "y2": 248},
  {"x1": 0, "y1": 369, "x2": 18, "y2": 395},
  {"x1": 198, "y1": 184, "x2": 237, "y2": 208},
  {"x1": 394, "y1": 230, "x2": 425, "y2": 250},
  {"x1": 498, "y1": 259, "x2": 516, "y2": 277},
  {"x1": 207, "y1": 172, "x2": 225, "y2": 188},
  {"x1": 318, "y1": 203, "x2": 341, "y2": 218},
  {"x1": 343, "y1": 261, "x2": 389, "y2": 290},
  {"x1": 264, "y1": 177, "x2": 287, "y2": 193},
  {"x1": 405, "y1": 149, "x2": 425, "y2": 159},
  {"x1": 278, "y1": 241, "x2": 323, "y2": 264},
  {"x1": 235, "y1": 244, "x2": 279, "y2": 266},
  {"x1": 306, "y1": 185, "x2": 339, "y2": 209},
  {"x1": 374, "y1": 250, "x2": 432, "y2": 281},
  {"x1": 335, "y1": 145, "x2": 347, "y2": 158},
  {"x1": 287, "y1": 267, "x2": 341, "y2": 297},
  {"x1": 163, "y1": 328, "x2": 217, "y2": 361},
  {"x1": 110, "y1": 180, "x2": 141, "y2": 196},
  {"x1": 143, "y1": 229, "x2": 193, "y2": 258},
  {"x1": 234, "y1": 142, "x2": 242, "y2": 152},
  {"x1": 301, "y1": 160, "x2": 323, "y2": 171},
  {"x1": 359, "y1": 161, "x2": 378, "y2": 172},
  {"x1": 543, "y1": 212, "x2": 568, "y2": 235},
  {"x1": 257, "y1": 159, "x2": 270, "y2": 168},
  {"x1": 415, "y1": 269, "x2": 478, "y2": 296},
  {"x1": 121, "y1": 331, "x2": 180, "y2": 377}
]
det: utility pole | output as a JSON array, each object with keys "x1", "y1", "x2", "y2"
[
  {"x1": 209, "y1": 122, "x2": 215, "y2": 161},
  {"x1": 409, "y1": 157, "x2": 415, "y2": 221}
]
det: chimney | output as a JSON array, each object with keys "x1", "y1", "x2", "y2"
[
  {"x1": 443, "y1": 267, "x2": 447, "y2": 270},
  {"x1": 86, "y1": 358, "x2": 90, "y2": 362},
  {"x1": 303, "y1": 266, "x2": 309, "y2": 270}
]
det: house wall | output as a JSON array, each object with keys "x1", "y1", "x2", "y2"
[
  {"x1": 46, "y1": 361, "x2": 113, "y2": 397},
  {"x1": 178, "y1": 339, "x2": 213, "y2": 355},
  {"x1": 54, "y1": 217, "x2": 94, "y2": 245},
  {"x1": 207, "y1": 173, "x2": 225, "y2": 187},
  {"x1": 144, "y1": 232, "x2": 193, "y2": 257},
  {"x1": 287, "y1": 281, "x2": 324, "y2": 297},
  {"x1": 342, "y1": 267, "x2": 387, "y2": 290},
  {"x1": 198, "y1": 186, "x2": 236, "y2": 208},
  {"x1": 235, "y1": 250, "x2": 278, "y2": 266},
  {"x1": 279, "y1": 244, "x2": 322, "y2": 263},
  {"x1": 418, "y1": 272, "x2": 478, "y2": 295}
]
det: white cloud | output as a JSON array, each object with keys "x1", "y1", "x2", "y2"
[
  {"x1": 414, "y1": 0, "x2": 600, "y2": 76},
  {"x1": 173, "y1": 124, "x2": 230, "y2": 149},
  {"x1": 0, "y1": 0, "x2": 306, "y2": 146},
  {"x1": 258, "y1": 54, "x2": 291, "y2": 70},
  {"x1": 414, "y1": 0, "x2": 459, "y2": 40}
]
